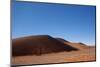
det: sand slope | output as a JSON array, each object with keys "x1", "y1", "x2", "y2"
[
  {"x1": 12, "y1": 35, "x2": 96, "y2": 65},
  {"x1": 12, "y1": 47, "x2": 95, "y2": 65},
  {"x1": 12, "y1": 35, "x2": 78, "y2": 56}
]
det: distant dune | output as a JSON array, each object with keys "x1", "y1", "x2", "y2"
[{"x1": 12, "y1": 35, "x2": 96, "y2": 66}]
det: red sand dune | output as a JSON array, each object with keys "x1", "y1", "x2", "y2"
[
  {"x1": 56, "y1": 38, "x2": 89, "y2": 50},
  {"x1": 12, "y1": 35, "x2": 78, "y2": 56},
  {"x1": 12, "y1": 35, "x2": 96, "y2": 65}
]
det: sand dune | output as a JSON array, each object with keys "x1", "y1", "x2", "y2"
[
  {"x1": 12, "y1": 35, "x2": 78, "y2": 56},
  {"x1": 56, "y1": 38, "x2": 89, "y2": 50},
  {"x1": 12, "y1": 35, "x2": 96, "y2": 66}
]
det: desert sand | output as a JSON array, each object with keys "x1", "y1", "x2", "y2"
[{"x1": 12, "y1": 35, "x2": 96, "y2": 66}]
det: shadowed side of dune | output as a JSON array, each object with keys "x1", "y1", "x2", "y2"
[
  {"x1": 55, "y1": 38, "x2": 91, "y2": 50},
  {"x1": 56, "y1": 38, "x2": 70, "y2": 43},
  {"x1": 12, "y1": 35, "x2": 78, "y2": 56}
]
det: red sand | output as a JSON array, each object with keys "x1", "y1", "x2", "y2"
[{"x1": 12, "y1": 35, "x2": 96, "y2": 65}]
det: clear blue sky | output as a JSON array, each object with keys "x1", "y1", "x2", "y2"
[{"x1": 12, "y1": 1, "x2": 96, "y2": 45}]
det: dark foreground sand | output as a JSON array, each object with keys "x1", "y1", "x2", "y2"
[{"x1": 12, "y1": 46, "x2": 95, "y2": 65}]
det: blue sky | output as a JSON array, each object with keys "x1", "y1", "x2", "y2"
[{"x1": 12, "y1": 1, "x2": 96, "y2": 45}]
